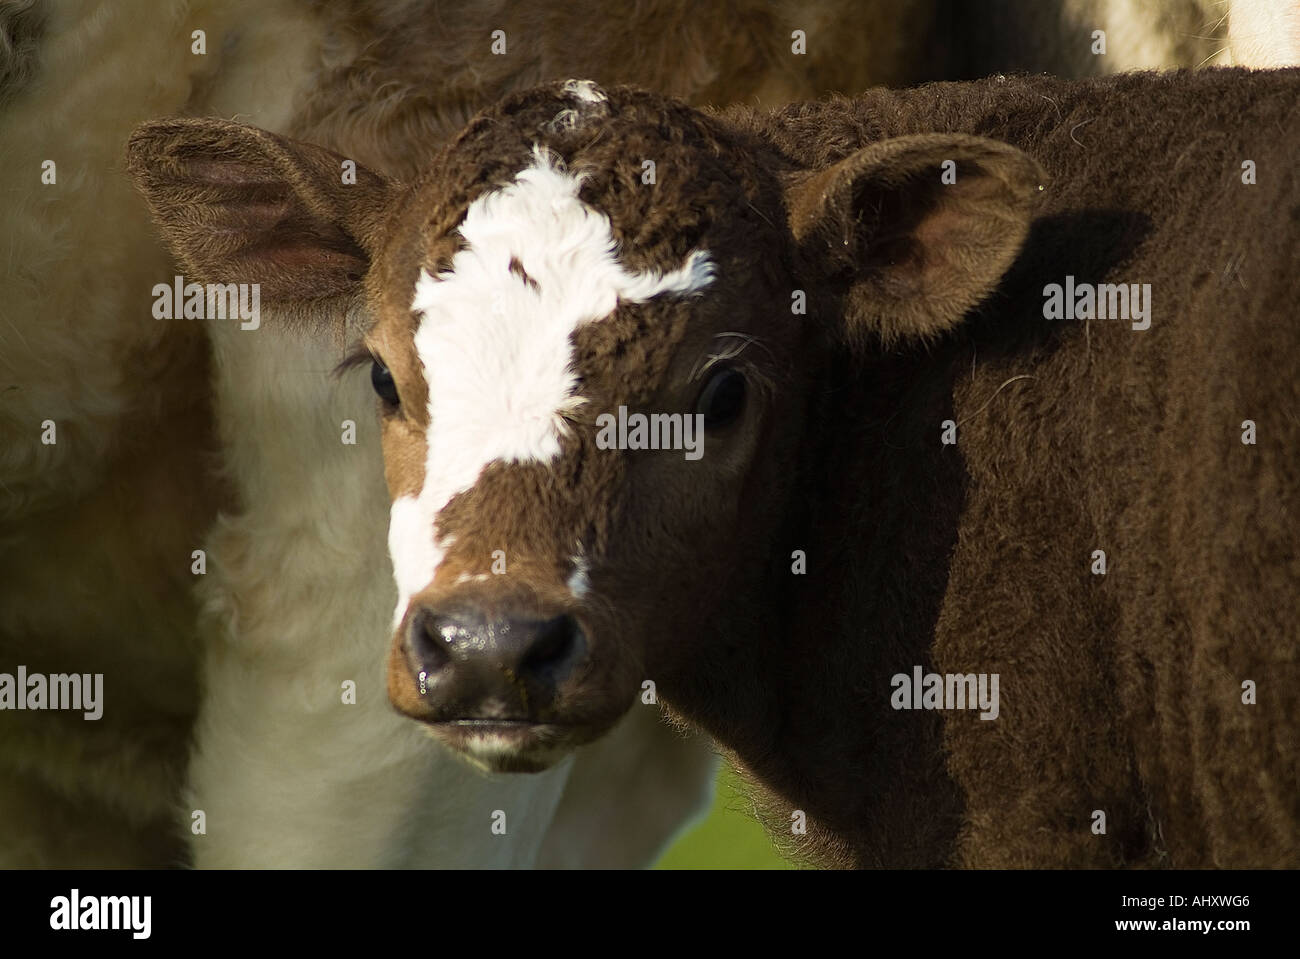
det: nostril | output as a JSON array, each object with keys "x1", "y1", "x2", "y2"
[
  {"x1": 408, "y1": 609, "x2": 453, "y2": 674},
  {"x1": 522, "y1": 614, "x2": 581, "y2": 677}
]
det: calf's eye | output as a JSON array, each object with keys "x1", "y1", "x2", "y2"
[
  {"x1": 696, "y1": 368, "x2": 746, "y2": 431},
  {"x1": 371, "y1": 358, "x2": 400, "y2": 407}
]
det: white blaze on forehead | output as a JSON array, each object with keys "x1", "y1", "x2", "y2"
[{"x1": 388, "y1": 146, "x2": 714, "y2": 625}]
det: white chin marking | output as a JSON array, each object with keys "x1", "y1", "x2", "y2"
[
  {"x1": 459, "y1": 730, "x2": 568, "y2": 771},
  {"x1": 465, "y1": 732, "x2": 522, "y2": 762},
  {"x1": 387, "y1": 147, "x2": 713, "y2": 620}
]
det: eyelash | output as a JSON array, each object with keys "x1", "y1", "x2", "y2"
[{"x1": 333, "y1": 346, "x2": 375, "y2": 377}]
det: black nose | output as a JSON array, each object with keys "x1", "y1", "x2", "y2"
[{"x1": 406, "y1": 608, "x2": 586, "y2": 717}]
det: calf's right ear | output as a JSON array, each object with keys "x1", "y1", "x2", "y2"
[
  {"x1": 786, "y1": 133, "x2": 1045, "y2": 347},
  {"x1": 125, "y1": 118, "x2": 396, "y2": 302}
]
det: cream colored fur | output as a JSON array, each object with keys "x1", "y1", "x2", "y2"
[
  {"x1": 1064, "y1": 0, "x2": 1300, "y2": 71},
  {"x1": 2, "y1": 0, "x2": 196, "y2": 519},
  {"x1": 0, "y1": 0, "x2": 309, "y2": 867},
  {"x1": 1065, "y1": 0, "x2": 1228, "y2": 70},
  {"x1": 1227, "y1": 0, "x2": 1300, "y2": 67}
]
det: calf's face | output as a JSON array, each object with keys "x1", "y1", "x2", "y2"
[{"x1": 128, "y1": 83, "x2": 1042, "y2": 772}]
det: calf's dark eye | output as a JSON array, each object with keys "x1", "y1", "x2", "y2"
[
  {"x1": 696, "y1": 368, "x2": 746, "y2": 430},
  {"x1": 371, "y1": 358, "x2": 400, "y2": 407}
]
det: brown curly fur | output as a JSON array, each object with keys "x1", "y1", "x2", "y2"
[{"x1": 714, "y1": 69, "x2": 1300, "y2": 867}]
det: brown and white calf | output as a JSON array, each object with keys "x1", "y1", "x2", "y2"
[
  {"x1": 127, "y1": 0, "x2": 1249, "y2": 868},
  {"x1": 130, "y1": 67, "x2": 1300, "y2": 868}
]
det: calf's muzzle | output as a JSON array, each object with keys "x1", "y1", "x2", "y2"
[{"x1": 404, "y1": 605, "x2": 587, "y2": 720}]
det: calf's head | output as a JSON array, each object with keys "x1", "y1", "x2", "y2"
[{"x1": 128, "y1": 82, "x2": 1043, "y2": 772}]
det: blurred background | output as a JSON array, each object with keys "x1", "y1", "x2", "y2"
[{"x1": 656, "y1": 764, "x2": 793, "y2": 869}]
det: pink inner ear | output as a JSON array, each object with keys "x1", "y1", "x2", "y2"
[
  {"x1": 867, "y1": 166, "x2": 1006, "y2": 283},
  {"x1": 215, "y1": 197, "x2": 295, "y2": 227},
  {"x1": 218, "y1": 231, "x2": 367, "y2": 299},
  {"x1": 183, "y1": 155, "x2": 283, "y2": 187},
  {"x1": 912, "y1": 207, "x2": 962, "y2": 260},
  {"x1": 255, "y1": 243, "x2": 367, "y2": 274},
  {"x1": 157, "y1": 162, "x2": 368, "y2": 299},
  {"x1": 131, "y1": 120, "x2": 387, "y2": 306}
]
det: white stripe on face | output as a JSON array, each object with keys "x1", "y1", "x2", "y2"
[{"x1": 388, "y1": 146, "x2": 714, "y2": 625}]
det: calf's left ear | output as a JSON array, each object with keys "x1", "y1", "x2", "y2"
[{"x1": 786, "y1": 133, "x2": 1045, "y2": 346}]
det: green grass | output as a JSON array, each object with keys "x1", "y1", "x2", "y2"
[{"x1": 654, "y1": 763, "x2": 794, "y2": 869}]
